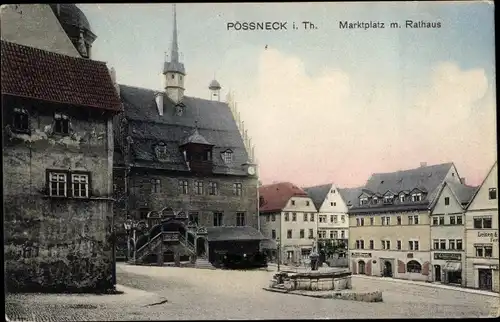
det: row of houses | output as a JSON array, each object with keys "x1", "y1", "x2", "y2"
[{"x1": 258, "y1": 162, "x2": 499, "y2": 292}]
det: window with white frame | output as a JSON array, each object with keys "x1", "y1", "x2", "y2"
[
  {"x1": 456, "y1": 239, "x2": 463, "y2": 250},
  {"x1": 444, "y1": 197, "x2": 450, "y2": 205},
  {"x1": 448, "y1": 239, "x2": 455, "y2": 250},
  {"x1": 330, "y1": 215, "x2": 334, "y2": 222},
  {"x1": 236, "y1": 212, "x2": 246, "y2": 226},
  {"x1": 284, "y1": 212, "x2": 290, "y2": 221},
  {"x1": 408, "y1": 215, "x2": 419, "y2": 225},
  {"x1": 310, "y1": 213, "x2": 315, "y2": 222},
  {"x1": 439, "y1": 216, "x2": 445, "y2": 225},
  {"x1": 370, "y1": 217, "x2": 374, "y2": 225},
  {"x1": 194, "y1": 180, "x2": 204, "y2": 195},
  {"x1": 449, "y1": 215, "x2": 456, "y2": 225},
  {"x1": 456, "y1": 216, "x2": 463, "y2": 225},
  {"x1": 54, "y1": 113, "x2": 70, "y2": 134},
  {"x1": 355, "y1": 240, "x2": 364, "y2": 249},
  {"x1": 300, "y1": 229, "x2": 305, "y2": 238},
  {"x1": 433, "y1": 239, "x2": 439, "y2": 250},
  {"x1": 397, "y1": 240, "x2": 402, "y2": 250},
  {"x1": 432, "y1": 217, "x2": 438, "y2": 225},
  {"x1": 412, "y1": 193, "x2": 422, "y2": 202},
  {"x1": 356, "y1": 217, "x2": 365, "y2": 226},
  {"x1": 319, "y1": 215, "x2": 327, "y2": 223},
  {"x1": 381, "y1": 216, "x2": 390, "y2": 225},
  {"x1": 369, "y1": 240, "x2": 374, "y2": 249},
  {"x1": 439, "y1": 239, "x2": 446, "y2": 250},
  {"x1": 292, "y1": 213, "x2": 297, "y2": 221},
  {"x1": 341, "y1": 215, "x2": 345, "y2": 223},
  {"x1": 340, "y1": 230, "x2": 345, "y2": 239},
  {"x1": 397, "y1": 216, "x2": 402, "y2": 225},
  {"x1": 213, "y1": 212, "x2": 224, "y2": 226},
  {"x1": 233, "y1": 183, "x2": 242, "y2": 196},
  {"x1": 208, "y1": 181, "x2": 219, "y2": 195},
  {"x1": 383, "y1": 195, "x2": 394, "y2": 204},
  {"x1": 475, "y1": 244, "x2": 493, "y2": 258},
  {"x1": 333, "y1": 215, "x2": 338, "y2": 223},
  {"x1": 473, "y1": 217, "x2": 492, "y2": 229},
  {"x1": 178, "y1": 179, "x2": 188, "y2": 194},
  {"x1": 287, "y1": 229, "x2": 292, "y2": 239},
  {"x1": 409, "y1": 240, "x2": 419, "y2": 251},
  {"x1": 360, "y1": 198, "x2": 368, "y2": 205},
  {"x1": 399, "y1": 194, "x2": 406, "y2": 203},
  {"x1": 373, "y1": 197, "x2": 379, "y2": 204},
  {"x1": 489, "y1": 188, "x2": 497, "y2": 200},
  {"x1": 308, "y1": 229, "x2": 314, "y2": 239},
  {"x1": 408, "y1": 215, "x2": 414, "y2": 225},
  {"x1": 330, "y1": 230, "x2": 335, "y2": 239},
  {"x1": 303, "y1": 213, "x2": 308, "y2": 221},
  {"x1": 49, "y1": 172, "x2": 67, "y2": 197},
  {"x1": 72, "y1": 173, "x2": 89, "y2": 198},
  {"x1": 318, "y1": 230, "x2": 327, "y2": 239}
]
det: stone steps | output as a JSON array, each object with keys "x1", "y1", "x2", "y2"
[{"x1": 195, "y1": 258, "x2": 216, "y2": 270}]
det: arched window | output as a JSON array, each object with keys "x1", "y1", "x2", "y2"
[{"x1": 407, "y1": 260, "x2": 422, "y2": 273}]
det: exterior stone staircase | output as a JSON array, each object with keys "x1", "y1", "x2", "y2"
[{"x1": 194, "y1": 257, "x2": 215, "y2": 270}]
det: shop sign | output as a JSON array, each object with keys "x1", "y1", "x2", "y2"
[
  {"x1": 351, "y1": 252, "x2": 372, "y2": 258},
  {"x1": 434, "y1": 253, "x2": 461, "y2": 261},
  {"x1": 477, "y1": 231, "x2": 498, "y2": 243}
]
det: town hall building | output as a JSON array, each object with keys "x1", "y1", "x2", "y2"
[{"x1": 112, "y1": 5, "x2": 264, "y2": 267}]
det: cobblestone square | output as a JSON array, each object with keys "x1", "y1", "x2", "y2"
[{"x1": 6, "y1": 264, "x2": 499, "y2": 321}]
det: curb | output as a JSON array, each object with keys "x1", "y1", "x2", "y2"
[{"x1": 354, "y1": 275, "x2": 499, "y2": 297}]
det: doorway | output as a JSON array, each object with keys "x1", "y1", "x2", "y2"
[
  {"x1": 358, "y1": 260, "x2": 366, "y2": 274},
  {"x1": 383, "y1": 261, "x2": 393, "y2": 277},
  {"x1": 434, "y1": 265, "x2": 441, "y2": 282},
  {"x1": 478, "y1": 269, "x2": 493, "y2": 290}
]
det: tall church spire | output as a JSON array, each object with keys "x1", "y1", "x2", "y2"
[
  {"x1": 170, "y1": 3, "x2": 179, "y2": 62},
  {"x1": 163, "y1": 3, "x2": 186, "y2": 104}
]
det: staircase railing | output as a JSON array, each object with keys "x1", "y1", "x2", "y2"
[
  {"x1": 135, "y1": 232, "x2": 162, "y2": 262},
  {"x1": 178, "y1": 233, "x2": 196, "y2": 254}
]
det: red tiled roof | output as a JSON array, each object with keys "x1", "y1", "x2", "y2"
[
  {"x1": 1, "y1": 40, "x2": 122, "y2": 112},
  {"x1": 259, "y1": 182, "x2": 308, "y2": 212}
]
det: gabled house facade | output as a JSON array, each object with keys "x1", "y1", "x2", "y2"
[
  {"x1": 429, "y1": 180, "x2": 477, "y2": 286},
  {"x1": 348, "y1": 162, "x2": 462, "y2": 281},
  {"x1": 465, "y1": 161, "x2": 499, "y2": 292},
  {"x1": 2, "y1": 39, "x2": 122, "y2": 291},
  {"x1": 259, "y1": 182, "x2": 318, "y2": 264},
  {"x1": 303, "y1": 184, "x2": 349, "y2": 250}
]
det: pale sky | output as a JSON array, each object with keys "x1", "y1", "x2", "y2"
[{"x1": 80, "y1": 2, "x2": 496, "y2": 188}]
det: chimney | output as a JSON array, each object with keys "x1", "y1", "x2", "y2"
[
  {"x1": 155, "y1": 92, "x2": 164, "y2": 116},
  {"x1": 420, "y1": 162, "x2": 427, "y2": 168},
  {"x1": 460, "y1": 177, "x2": 466, "y2": 185},
  {"x1": 109, "y1": 67, "x2": 120, "y2": 96}
]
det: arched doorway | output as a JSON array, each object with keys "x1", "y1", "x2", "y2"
[
  {"x1": 358, "y1": 260, "x2": 366, "y2": 274},
  {"x1": 384, "y1": 261, "x2": 393, "y2": 277},
  {"x1": 196, "y1": 237, "x2": 207, "y2": 257}
]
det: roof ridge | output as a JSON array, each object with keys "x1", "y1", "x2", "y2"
[
  {"x1": 1, "y1": 40, "x2": 107, "y2": 65},
  {"x1": 371, "y1": 162, "x2": 453, "y2": 176}
]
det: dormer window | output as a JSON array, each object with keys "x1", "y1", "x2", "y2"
[
  {"x1": 221, "y1": 150, "x2": 233, "y2": 164},
  {"x1": 12, "y1": 107, "x2": 30, "y2": 133},
  {"x1": 412, "y1": 193, "x2": 422, "y2": 202},
  {"x1": 360, "y1": 198, "x2": 369, "y2": 206},
  {"x1": 155, "y1": 142, "x2": 168, "y2": 160},
  {"x1": 383, "y1": 196, "x2": 394, "y2": 204},
  {"x1": 372, "y1": 197, "x2": 379, "y2": 204},
  {"x1": 54, "y1": 113, "x2": 70, "y2": 135},
  {"x1": 399, "y1": 194, "x2": 406, "y2": 203}
]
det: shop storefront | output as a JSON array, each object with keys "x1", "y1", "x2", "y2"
[{"x1": 432, "y1": 252, "x2": 464, "y2": 286}]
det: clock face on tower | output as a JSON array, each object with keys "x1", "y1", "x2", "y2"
[{"x1": 247, "y1": 166, "x2": 256, "y2": 176}]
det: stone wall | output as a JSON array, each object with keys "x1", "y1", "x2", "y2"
[{"x1": 3, "y1": 97, "x2": 115, "y2": 292}]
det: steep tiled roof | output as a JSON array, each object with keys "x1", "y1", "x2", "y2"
[
  {"x1": 1, "y1": 40, "x2": 122, "y2": 112},
  {"x1": 119, "y1": 85, "x2": 249, "y2": 175},
  {"x1": 447, "y1": 181, "x2": 478, "y2": 205},
  {"x1": 206, "y1": 226, "x2": 266, "y2": 242},
  {"x1": 364, "y1": 163, "x2": 453, "y2": 201},
  {"x1": 303, "y1": 184, "x2": 332, "y2": 211},
  {"x1": 259, "y1": 182, "x2": 308, "y2": 213},
  {"x1": 338, "y1": 187, "x2": 365, "y2": 207},
  {"x1": 349, "y1": 163, "x2": 454, "y2": 213}
]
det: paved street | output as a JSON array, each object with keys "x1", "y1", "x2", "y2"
[{"x1": 6, "y1": 263, "x2": 499, "y2": 321}]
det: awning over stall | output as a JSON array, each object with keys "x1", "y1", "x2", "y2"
[{"x1": 443, "y1": 261, "x2": 462, "y2": 272}]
